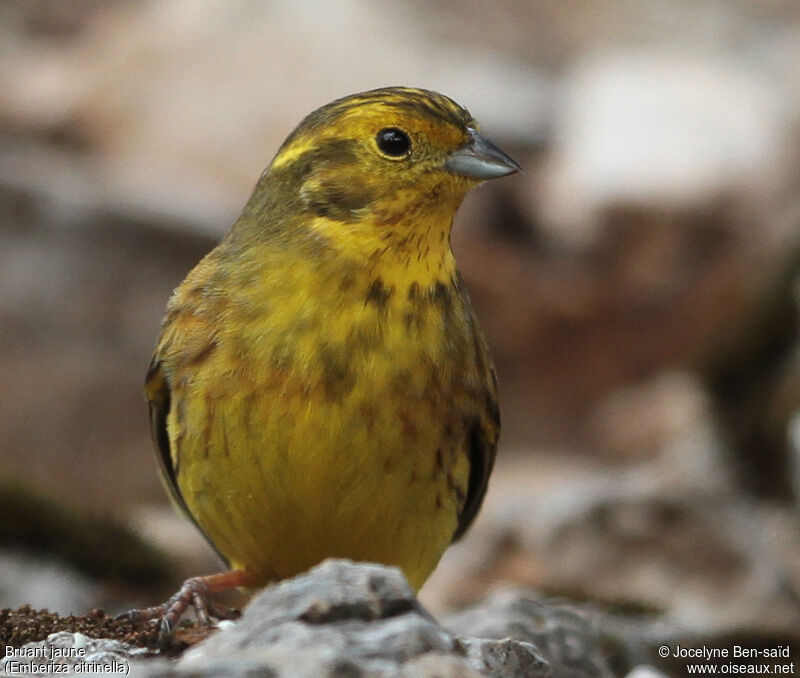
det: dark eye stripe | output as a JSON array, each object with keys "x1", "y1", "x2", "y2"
[{"x1": 278, "y1": 139, "x2": 361, "y2": 181}]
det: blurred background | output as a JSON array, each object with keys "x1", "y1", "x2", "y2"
[{"x1": 1, "y1": 0, "x2": 799, "y2": 659}]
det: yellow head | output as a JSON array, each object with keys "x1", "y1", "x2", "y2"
[{"x1": 237, "y1": 87, "x2": 520, "y2": 258}]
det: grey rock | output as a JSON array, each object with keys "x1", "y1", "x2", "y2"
[
  {"x1": 8, "y1": 560, "x2": 562, "y2": 677},
  {"x1": 226, "y1": 557, "x2": 429, "y2": 630},
  {"x1": 26, "y1": 560, "x2": 790, "y2": 677},
  {"x1": 460, "y1": 637, "x2": 551, "y2": 678},
  {"x1": 176, "y1": 559, "x2": 537, "y2": 677},
  {"x1": 396, "y1": 653, "x2": 484, "y2": 677},
  {"x1": 426, "y1": 452, "x2": 800, "y2": 636},
  {"x1": 0, "y1": 630, "x2": 149, "y2": 677},
  {"x1": 445, "y1": 589, "x2": 616, "y2": 677}
]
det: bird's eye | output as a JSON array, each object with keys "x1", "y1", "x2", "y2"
[{"x1": 376, "y1": 128, "x2": 411, "y2": 158}]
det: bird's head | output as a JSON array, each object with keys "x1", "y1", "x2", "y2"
[{"x1": 242, "y1": 87, "x2": 520, "y2": 259}]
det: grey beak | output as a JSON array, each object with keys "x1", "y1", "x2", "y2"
[{"x1": 445, "y1": 127, "x2": 522, "y2": 179}]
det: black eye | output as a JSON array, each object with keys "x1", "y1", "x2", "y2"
[{"x1": 376, "y1": 128, "x2": 411, "y2": 157}]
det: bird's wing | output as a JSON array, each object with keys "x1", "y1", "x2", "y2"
[
  {"x1": 145, "y1": 355, "x2": 187, "y2": 518},
  {"x1": 453, "y1": 377, "x2": 500, "y2": 541},
  {"x1": 145, "y1": 351, "x2": 228, "y2": 565}
]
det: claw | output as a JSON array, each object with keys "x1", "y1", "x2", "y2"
[
  {"x1": 114, "y1": 604, "x2": 168, "y2": 623},
  {"x1": 192, "y1": 591, "x2": 212, "y2": 625},
  {"x1": 116, "y1": 569, "x2": 252, "y2": 638}
]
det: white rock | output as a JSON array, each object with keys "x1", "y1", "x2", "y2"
[
  {"x1": 626, "y1": 666, "x2": 669, "y2": 678},
  {"x1": 538, "y1": 50, "x2": 797, "y2": 249}
]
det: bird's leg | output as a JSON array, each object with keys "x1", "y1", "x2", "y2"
[{"x1": 116, "y1": 569, "x2": 253, "y2": 637}]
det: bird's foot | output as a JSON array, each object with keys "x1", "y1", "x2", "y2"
[{"x1": 115, "y1": 569, "x2": 251, "y2": 642}]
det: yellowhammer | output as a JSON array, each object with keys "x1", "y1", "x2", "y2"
[{"x1": 125, "y1": 87, "x2": 520, "y2": 632}]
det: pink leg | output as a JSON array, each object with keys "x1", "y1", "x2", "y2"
[{"x1": 117, "y1": 569, "x2": 253, "y2": 637}]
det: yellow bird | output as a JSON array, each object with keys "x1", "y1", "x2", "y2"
[{"x1": 127, "y1": 87, "x2": 520, "y2": 631}]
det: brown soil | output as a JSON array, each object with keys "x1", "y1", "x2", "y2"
[{"x1": 0, "y1": 606, "x2": 237, "y2": 655}]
